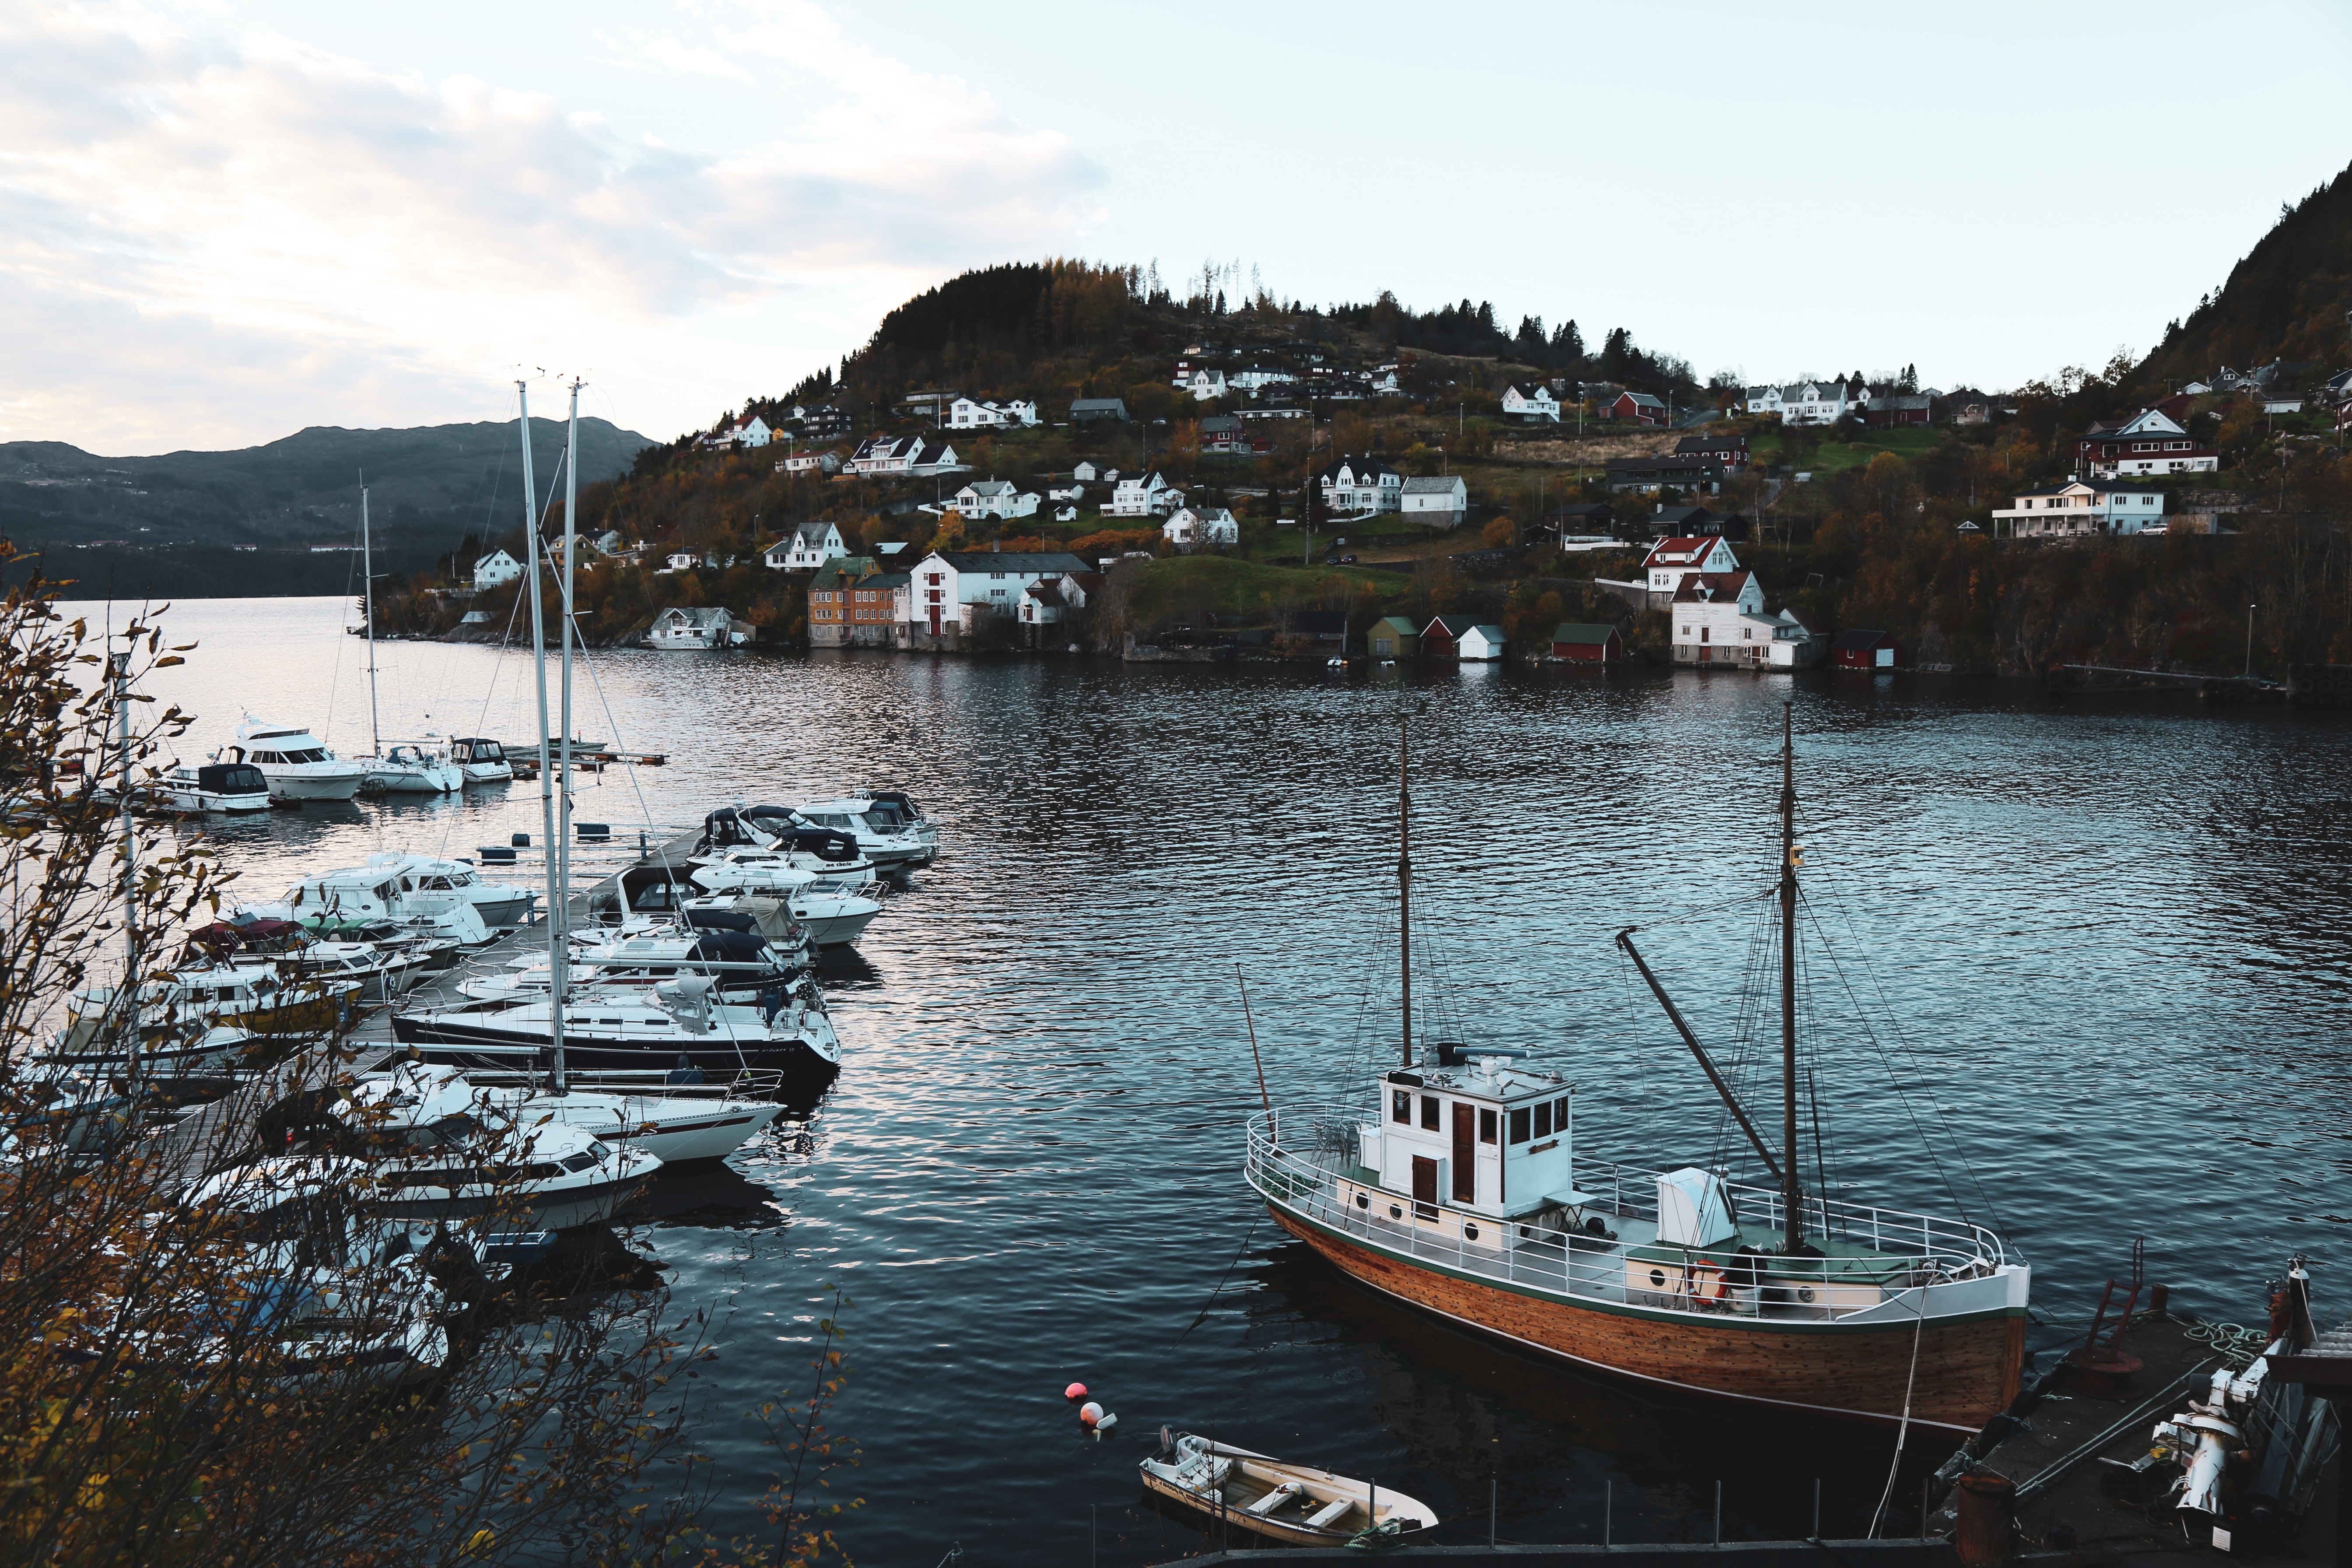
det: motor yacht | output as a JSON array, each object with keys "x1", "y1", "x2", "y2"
[
  {"x1": 788, "y1": 792, "x2": 939, "y2": 867},
  {"x1": 683, "y1": 857, "x2": 882, "y2": 947},
  {"x1": 391, "y1": 974, "x2": 841, "y2": 1093},
  {"x1": 60, "y1": 963, "x2": 363, "y2": 1056},
  {"x1": 361, "y1": 742, "x2": 464, "y2": 794},
  {"x1": 154, "y1": 759, "x2": 273, "y2": 814},
  {"x1": 245, "y1": 868, "x2": 498, "y2": 949},
  {"x1": 361, "y1": 851, "x2": 536, "y2": 928},
  {"x1": 456, "y1": 916, "x2": 809, "y2": 1003},
  {"x1": 220, "y1": 715, "x2": 371, "y2": 802},
  {"x1": 448, "y1": 737, "x2": 513, "y2": 785},
  {"x1": 362, "y1": 1060, "x2": 785, "y2": 1167}
]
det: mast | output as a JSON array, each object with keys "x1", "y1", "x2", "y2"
[
  {"x1": 554, "y1": 379, "x2": 583, "y2": 1092},
  {"x1": 516, "y1": 382, "x2": 561, "y2": 1091},
  {"x1": 1778, "y1": 701, "x2": 1804, "y2": 1253},
  {"x1": 361, "y1": 479, "x2": 381, "y2": 758},
  {"x1": 1398, "y1": 710, "x2": 1412, "y2": 1067},
  {"x1": 112, "y1": 648, "x2": 138, "y2": 1084}
]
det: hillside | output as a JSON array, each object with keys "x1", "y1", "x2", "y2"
[
  {"x1": 0, "y1": 417, "x2": 653, "y2": 564},
  {"x1": 2137, "y1": 157, "x2": 2352, "y2": 388}
]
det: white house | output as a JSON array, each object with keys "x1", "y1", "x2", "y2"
[
  {"x1": 1163, "y1": 506, "x2": 1239, "y2": 548},
  {"x1": 908, "y1": 548, "x2": 1094, "y2": 641},
  {"x1": 951, "y1": 479, "x2": 1040, "y2": 520},
  {"x1": 947, "y1": 397, "x2": 1041, "y2": 429},
  {"x1": 847, "y1": 434, "x2": 961, "y2": 476},
  {"x1": 658, "y1": 551, "x2": 702, "y2": 574},
  {"x1": 1054, "y1": 505, "x2": 1079, "y2": 522},
  {"x1": 1107, "y1": 471, "x2": 1182, "y2": 517},
  {"x1": 765, "y1": 521, "x2": 847, "y2": 571},
  {"x1": 1637, "y1": 536, "x2": 1742, "y2": 601},
  {"x1": 730, "y1": 415, "x2": 772, "y2": 448},
  {"x1": 1670, "y1": 573, "x2": 1818, "y2": 666},
  {"x1": 646, "y1": 606, "x2": 747, "y2": 649},
  {"x1": 1400, "y1": 475, "x2": 1468, "y2": 528},
  {"x1": 471, "y1": 549, "x2": 522, "y2": 590},
  {"x1": 1174, "y1": 367, "x2": 1229, "y2": 401},
  {"x1": 1320, "y1": 455, "x2": 1402, "y2": 514},
  {"x1": 1458, "y1": 624, "x2": 1507, "y2": 661},
  {"x1": 1756, "y1": 380, "x2": 1861, "y2": 425},
  {"x1": 1993, "y1": 481, "x2": 2166, "y2": 538},
  {"x1": 1072, "y1": 461, "x2": 1099, "y2": 482},
  {"x1": 2076, "y1": 408, "x2": 2219, "y2": 479},
  {"x1": 777, "y1": 449, "x2": 842, "y2": 476},
  {"x1": 1230, "y1": 368, "x2": 1293, "y2": 394},
  {"x1": 1501, "y1": 384, "x2": 1560, "y2": 423},
  {"x1": 1743, "y1": 385, "x2": 1788, "y2": 418}
]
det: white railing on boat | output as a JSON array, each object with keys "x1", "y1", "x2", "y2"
[{"x1": 1247, "y1": 1105, "x2": 2013, "y2": 1323}]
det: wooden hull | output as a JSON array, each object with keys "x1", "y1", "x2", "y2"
[{"x1": 1270, "y1": 1203, "x2": 2023, "y2": 1433}]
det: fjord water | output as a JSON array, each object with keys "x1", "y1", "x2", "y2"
[{"x1": 97, "y1": 597, "x2": 2352, "y2": 1561}]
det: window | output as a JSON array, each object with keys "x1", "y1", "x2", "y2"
[
  {"x1": 1479, "y1": 1108, "x2": 1497, "y2": 1144},
  {"x1": 1508, "y1": 1107, "x2": 1530, "y2": 1144},
  {"x1": 1554, "y1": 1096, "x2": 1570, "y2": 1130},
  {"x1": 1534, "y1": 1101, "x2": 1553, "y2": 1140},
  {"x1": 1420, "y1": 1094, "x2": 1440, "y2": 1131},
  {"x1": 1392, "y1": 1089, "x2": 1410, "y2": 1124}
]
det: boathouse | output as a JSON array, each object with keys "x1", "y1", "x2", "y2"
[
  {"x1": 1457, "y1": 624, "x2": 1506, "y2": 662},
  {"x1": 1369, "y1": 617, "x2": 1419, "y2": 659},
  {"x1": 1831, "y1": 629, "x2": 1901, "y2": 670},
  {"x1": 1421, "y1": 615, "x2": 1476, "y2": 658},
  {"x1": 1549, "y1": 623, "x2": 1623, "y2": 663}
]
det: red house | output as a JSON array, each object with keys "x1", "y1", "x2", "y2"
[
  {"x1": 1602, "y1": 391, "x2": 1667, "y2": 427},
  {"x1": 1830, "y1": 628, "x2": 1900, "y2": 669},
  {"x1": 1421, "y1": 614, "x2": 1475, "y2": 658},
  {"x1": 1550, "y1": 623, "x2": 1623, "y2": 663}
]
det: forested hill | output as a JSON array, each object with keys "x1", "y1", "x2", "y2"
[
  {"x1": 2138, "y1": 157, "x2": 2352, "y2": 385},
  {"x1": 0, "y1": 417, "x2": 652, "y2": 554}
]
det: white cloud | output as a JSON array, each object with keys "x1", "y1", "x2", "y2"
[{"x1": 0, "y1": 1, "x2": 1105, "y2": 452}]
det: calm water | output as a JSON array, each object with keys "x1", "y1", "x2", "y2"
[{"x1": 77, "y1": 597, "x2": 2352, "y2": 1561}]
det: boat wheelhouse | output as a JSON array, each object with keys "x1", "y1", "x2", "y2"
[
  {"x1": 448, "y1": 737, "x2": 513, "y2": 785},
  {"x1": 157, "y1": 760, "x2": 272, "y2": 814},
  {"x1": 361, "y1": 852, "x2": 535, "y2": 927}
]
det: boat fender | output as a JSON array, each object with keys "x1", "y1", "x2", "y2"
[
  {"x1": 1064, "y1": 1382, "x2": 1088, "y2": 1400},
  {"x1": 1093, "y1": 1412, "x2": 1117, "y2": 1436},
  {"x1": 1079, "y1": 1400, "x2": 1104, "y2": 1428}
]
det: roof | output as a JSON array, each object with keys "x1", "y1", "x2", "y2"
[
  {"x1": 473, "y1": 550, "x2": 514, "y2": 568},
  {"x1": 1830, "y1": 628, "x2": 1895, "y2": 650},
  {"x1": 863, "y1": 572, "x2": 911, "y2": 590},
  {"x1": 1653, "y1": 506, "x2": 1713, "y2": 527},
  {"x1": 1400, "y1": 476, "x2": 1465, "y2": 495},
  {"x1": 1558, "y1": 502, "x2": 1613, "y2": 518},
  {"x1": 1320, "y1": 455, "x2": 1399, "y2": 482},
  {"x1": 1070, "y1": 397, "x2": 1129, "y2": 412},
  {"x1": 1670, "y1": 571, "x2": 1755, "y2": 603},
  {"x1": 928, "y1": 550, "x2": 1093, "y2": 574},
  {"x1": 1674, "y1": 435, "x2": 1748, "y2": 453},
  {"x1": 1462, "y1": 624, "x2": 1506, "y2": 642},
  {"x1": 656, "y1": 606, "x2": 733, "y2": 630},
  {"x1": 1551, "y1": 622, "x2": 1620, "y2": 645},
  {"x1": 1617, "y1": 392, "x2": 1666, "y2": 410},
  {"x1": 1023, "y1": 580, "x2": 1067, "y2": 607},
  {"x1": 1640, "y1": 536, "x2": 1729, "y2": 569},
  {"x1": 1424, "y1": 614, "x2": 1477, "y2": 635},
  {"x1": 1372, "y1": 616, "x2": 1420, "y2": 636},
  {"x1": 792, "y1": 520, "x2": 835, "y2": 544},
  {"x1": 962, "y1": 480, "x2": 1016, "y2": 497},
  {"x1": 1199, "y1": 415, "x2": 1244, "y2": 433},
  {"x1": 1868, "y1": 394, "x2": 1932, "y2": 411}
]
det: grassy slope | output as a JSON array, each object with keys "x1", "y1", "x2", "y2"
[{"x1": 1122, "y1": 555, "x2": 1411, "y2": 625}]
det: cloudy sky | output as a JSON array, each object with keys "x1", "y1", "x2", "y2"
[{"x1": 7, "y1": 1, "x2": 2348, "y2": 454}]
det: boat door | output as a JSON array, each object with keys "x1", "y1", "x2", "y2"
[
  {"x1": 1451, "y1": 1104, "x2": 1476, "y2": 1203},
  {"x1": 1411, "y1": 1156, "x2": 1438, "y2": 1221}
]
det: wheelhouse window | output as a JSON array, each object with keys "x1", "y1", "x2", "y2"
[
  {"x1": 1508, "y1": 1107, "x2": 1530, "y2": 1144},
  {"x1": 1478, "y1": 1108, "x2": 1497, "y2": 1144},
  {"x1": 1419, "y1": 1095, "x2": 1439, "y2": 1131},
  {"x1": 1391, "y1": 1089, "x2": 1410, "y2": 1124},
  {"x1": 1553, "y1": 1096, "x2": 1570, "y2": 1128}
]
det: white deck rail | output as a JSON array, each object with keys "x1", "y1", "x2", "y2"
[{"x1": 1247, "y1": 1105, "x2": 2012, "y2": 1323}]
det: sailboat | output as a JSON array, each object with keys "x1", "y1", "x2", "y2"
[
  {"x1": 352, "y1": 484, "x2": 463, "y2": 794},
  {"x1": 392, "y1": 382, "x2": 845, "y2": 1099},
  {"x1": 1244, "y1": 705, "x2": 2030, "y2": 1433}
]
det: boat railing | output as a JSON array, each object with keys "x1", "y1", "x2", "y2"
[{"x1": 1246, "y1": 1106, "x2": 2009, "y2": 1321}]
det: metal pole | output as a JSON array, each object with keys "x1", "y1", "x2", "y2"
[
  {"x1": 1812, "y1": 1477, "x2": 1821, "y2": 1541},
  {"x1": 361, "y1": 481, "x2": 381, "y2": 758},
  {"x1": 1714, "y1": 1479, "x2": 1722, "y2": 1543},
  {"x1": 517, "y1": 382, "x2": 558, "y2": 1090},
  {"x1": 2245, "y1": 603, "x2": 2257, "y2": 678},
  {"x1": 1490, "y1": 1471, "x2": 1498, "y2": 1549},
  {"x1": 1398, "y1": 712, "x2": 1412, "y2": 1066},
  {"x1": 1920, "y1": 1477, "x2": 1930, "y2": 1541},
  {"x1": 1604, "y1": 1478, "x2": 1612, "y2": 1545},
  {"x1": 1779, "y1": 700, "x2": 1803, "y2": 1253},
  {"x1": 554, "y1": 378, "x2": 582, "y2": 1093}
]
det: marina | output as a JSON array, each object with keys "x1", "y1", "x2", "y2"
[{"x1": 14, "y1": 590, "x2": 2351, "y2": 1566}]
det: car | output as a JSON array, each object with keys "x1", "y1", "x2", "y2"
[{"x1": 1340, "y1": 554, "x2": 1358, "y2": 564}]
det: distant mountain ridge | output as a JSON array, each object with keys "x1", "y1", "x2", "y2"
[{"x1": 0, "y1": 417, "x2": 654, "y2": 555}]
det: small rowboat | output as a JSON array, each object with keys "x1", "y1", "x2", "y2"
[{"x1": 1137, "y1": 1431, "x2": 1436, "y2": 1547}]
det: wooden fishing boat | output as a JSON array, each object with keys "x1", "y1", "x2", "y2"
[
  {"x1": 1137, "y1": 1432, "x2": 1435, "y2": 1546},
  {"x1": 1247, "y1": 705, "x2": 2031, "y2": 1434}
]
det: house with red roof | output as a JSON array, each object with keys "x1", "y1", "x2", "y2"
[
  {"x1": 1638, "y1": 536, "x2": 1742, "y2": 606},
  {"x1": 1671, "y1": 572, "x2": 1818, "y2": 668}
]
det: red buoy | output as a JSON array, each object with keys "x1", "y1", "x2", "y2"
[{"x1": 1064, "y1": 1382, "x2": 1087, "y2": 1400}]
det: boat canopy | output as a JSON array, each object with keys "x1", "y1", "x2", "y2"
[{"x1": 196, "y1": 762, "x2": 268, "y2": 794}]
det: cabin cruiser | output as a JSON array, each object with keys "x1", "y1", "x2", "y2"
[
  {"x1": 456, "y1": 916, "x2": 809, "y2": 1003},
  {"x1": 789, "y1": 791, "x2": 939, "y2": 867},
  {"x1": 243, "y1": 869, "x2": 498, "y2": 949},
  {"x1": 219, "y1": 715, "x2": 371, "y2": 802},
  {"x1": 697, "y1": 807, "x2": 879, "y2": 882},
  {"x1": 392, "y1": 974, "x2": 841, "y2": 1092},
  {"x1": 360, "y1": 1060, "x2": 785, "y2": 1167},
  {"x1": 683, "y1": 859, "x2": 882, "y2": 947},
  {"x1": 154, "y1": 759, "x2": 272, "y2": 814},
  {"x1": 268, "y1": 1070, "x2": 661, "y2": 1231},
  {"x1": 448, "y1": 737, "x2": 513, "y2": 785},
  {"x1": 360, "y1": 852, "x2": 536, "y2": 928},
  {"x1": 361, "y1": 742, "x2": 463, "y2": 795},
  {"x1": 61, "y1": 963, "x2": 363, "y2": 1056}
]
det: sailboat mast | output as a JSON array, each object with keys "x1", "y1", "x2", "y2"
[
  {"x1": 554, "y1": 379, "x2": 583, "y2": 1092},
  {"x1": 112, "y1": 648, "x2": 138, "y2": 1083},
  {"x1": 361, "y1": 480, "x2": 381, "y2": 756},
  {"x1": 516, "y1": 382, "x2": 561, "y2": 1091},
  {"x1": 1779, "y1": 700, "x2": 1803, "y2": 1253},
  {"x1": 1399, "y1": 710, "x2": 1413, "y2": 1067}
]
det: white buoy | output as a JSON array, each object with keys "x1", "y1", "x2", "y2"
[{"x1": 1079, "y1": 1400, "x2": 1104, "y2": 1428}]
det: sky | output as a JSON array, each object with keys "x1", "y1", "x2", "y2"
[{"x1": 6, "y1": 1, "x2": 2349, "y2": 456}]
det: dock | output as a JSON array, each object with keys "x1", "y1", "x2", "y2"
[{"x1": 151, "y1": 824, "x2": 701, "y2": 1185}]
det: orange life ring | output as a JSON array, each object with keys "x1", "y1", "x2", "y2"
[{"x1": 1688, "y1": 1258, "x2": 1730, "y2": 1303}]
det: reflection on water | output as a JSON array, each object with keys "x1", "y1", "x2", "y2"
[{"x1": 80, "y1": 598, "x2": 2352, "y2": 1564}]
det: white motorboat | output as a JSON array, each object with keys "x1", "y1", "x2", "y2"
[
  {"x1": 221, "y1": 715, "x2": 371, "y2": 802},
  {"x1": 246, "y1": 867, "x2": 498, "y2": 948},
  {"x1": 60, "y1": 961, "x2": 362, "y2": 1059},
  {"x1": 153, "y1": 759, "x2": 273, "y2": 814},
  {"x1": 448, "y1": 737, "x2": 513, "y2": 785},
  {"x1": 682, "y1": 858, "x2": 882, "y2": 947},
  {"x1": 362, "y1": 742, "x2": 464, "y2": 794},
  {"x1": 456, "y1": 916, "x2": 810, "y2": 1003},
  {"x1": 788, "y1": 791, "x2": 939, "y2": 867},
  {"x1": 270, "y1": 1071, "x2": 661, "y2": 1231},
  {"x1": 361, "y1": 852, "x2": 536, "y2": 928},
  {"x1": 362, "y1": 1061, "x2": 785, "y2": 1167},
  {"x1": 393, "y1": 974, "x2": 842, "y2": 1093}
]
